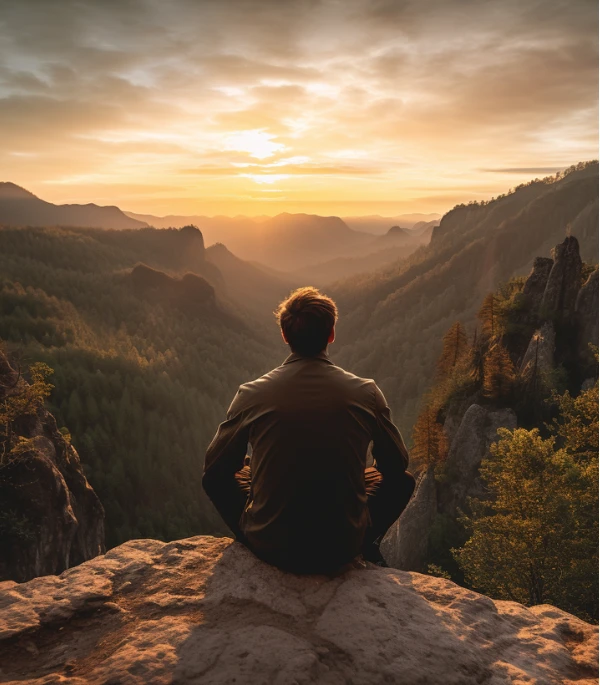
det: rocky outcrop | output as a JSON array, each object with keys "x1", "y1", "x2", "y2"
[
  {"x1": 440, "y1": 404, "x2": 517, "y2": 516},
  {"x1": 519, "y1": 321, "x2": 556, "y2": 383},
  {"x1": 0, "y1": 352, "x2": 105, "y2": 583},
  {"x1": 179, "y1": 224, "x2": 206, "y2": 267},
  {"x1": 576, "y1": 268, "x2": 599, "y2": 353},
  {"x1": 0, "y1": 536, "x2": 597, "y2": 685},
  {"x1": 540, "y1": 236, "x2": 582, "y2": 320},
  {"x1": 380, "y1": 466, "x2": 437, "y2": 571},
  {"x1": 521, "y1": 256, "x2": 553, "y2": 313}
]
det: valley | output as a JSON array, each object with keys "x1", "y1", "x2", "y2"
[{"x1": 0, "y1": 162, "x2": 597, "y2": 620}]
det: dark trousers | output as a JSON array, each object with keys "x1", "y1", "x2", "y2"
[{"x1": 232, "y1": 465, "x2": 415, "y2": 563}]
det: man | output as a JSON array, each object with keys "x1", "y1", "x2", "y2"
[{"x1": 203, "y1": 287, "x2": 415, "y2": 574}]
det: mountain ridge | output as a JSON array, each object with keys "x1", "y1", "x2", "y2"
[{"x1": 0, "y1": 182, "x2": 148, "y2": 230}]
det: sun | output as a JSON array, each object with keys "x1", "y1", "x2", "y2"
[{"x1": 224, "y1": 130, "x2": 286, "y2": 160}]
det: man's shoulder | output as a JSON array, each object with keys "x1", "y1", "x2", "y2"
[
  {"x1": 234, "y1": 364, "x2": 285, "y2": 398},
  {"x1": 329, "y1": 362, "x2": 377, "y2": 392},
  {"x1": 236, "y1": 358, "x2": 380, "y2": 404}
]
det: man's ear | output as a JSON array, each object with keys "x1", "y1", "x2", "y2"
[
  {"x1": 328, "y1": 326, "x2": 335, "y2": 344},
  {"x1": 281, "y1": 329, "x2": 288, "y2": 345}
]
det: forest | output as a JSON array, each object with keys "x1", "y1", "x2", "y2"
[{"x1": 0, "y1": 225, "x2": 282, "y2": 547}]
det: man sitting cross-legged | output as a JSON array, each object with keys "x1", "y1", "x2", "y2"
[{"x1": 203, "y1": 287, "x2": 415, "y2": 574}]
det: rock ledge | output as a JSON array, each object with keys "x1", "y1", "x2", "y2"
[{"x1": 0, "y1": 536, "x2": 597, "y2": 684}]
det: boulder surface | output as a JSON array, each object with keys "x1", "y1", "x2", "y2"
[{"x1": 0, "y1": 536, "x2": 597, "y2": 685}]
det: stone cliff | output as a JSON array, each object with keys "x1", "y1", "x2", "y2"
[
  {"x1": 0, "y1": 536, "x2": 597, "y2": 685},
  {"x1": 383, "y1": 236, "x2": 598, "y2": 574},
  {"x1": 0, "y1": 351, "x2": 105, "y2": 583}
]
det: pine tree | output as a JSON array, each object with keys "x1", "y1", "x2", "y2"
[
  {"x1": 477, "y1": 293, "x2": 499, "y2": 340},
  {"x1": 411, "y1": 402, "x2": 447, "y2": 470},
  {"x1": 467, "y1": 329, "x2": 486, "y2": 386},
  {"x1": 483, "y1": 343, "x2": 515, "y2": 400},
  {"x1": 437, "y1": 322, "x2": 468, "y2": 378}
]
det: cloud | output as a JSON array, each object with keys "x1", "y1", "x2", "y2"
[{"x1": 0, "y1": 0, "x2": 596, "y2": 215}]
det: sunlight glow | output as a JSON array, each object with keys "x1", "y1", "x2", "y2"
[
  {"x1": 224, "y1": 130, "x2": 286, "y2": 160},
  {"x1": 241, "y1": 173, "x2": 290, "y2": 184}
]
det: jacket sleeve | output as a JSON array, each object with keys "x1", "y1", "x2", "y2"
[
  {"x1": 371, "y1": 382, "x2": 409, "y2": 478},
  {"x1": 202, "y1": 386, "x2": 251, "y2": 539}
]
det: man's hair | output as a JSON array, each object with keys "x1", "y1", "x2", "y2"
[{"x1": 275, "y1": 287, "x2": 338, "y2": 356}]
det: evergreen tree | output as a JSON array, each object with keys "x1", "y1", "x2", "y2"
[
  {"x1": 483, "y1": 343, "x2": 515, "y2": 401},
  {"x1": 411, "y1": 402, "x2": 447, "y2": 471},
  {"x1": 477, "y1": 293, "x2": 499, "y2": 340},
  {"x1": 437, "y1": 322, "x2": 468, "y2": 378}
]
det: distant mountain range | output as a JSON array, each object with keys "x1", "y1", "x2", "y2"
[
  {"x1": 342, "y1": 214, "x2": 441, "y2": 234},
  {"x1": 124, "y1": 211, "x2": 435, "y2": 274},
  {"x1": 0, "y1": 183, "x2": 436, "y2": 278},
  {"x1": 126, "y1": 210, "x2": 441, "y2": 235},
  {"x1": 0, "y1": 183, "x2": 148, "y2": 230}
]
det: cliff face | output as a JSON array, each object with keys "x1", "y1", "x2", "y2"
[
  {"x1": 383, "y1": 236, "x2": 598, "y2": 575},
  {"x1": 0, "y1": 536, "x2": 597, "y2": 685},
  {"x1": 0, "y1": 352, "x2": 105, "y2": 583}
]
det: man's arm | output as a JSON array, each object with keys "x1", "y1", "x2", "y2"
[
  {"x1": 370, "y1": 382, "x2": 409, "y2": 479},
  {"x1": 202, "y1": 386, "x2": 251, "y2": 539}
]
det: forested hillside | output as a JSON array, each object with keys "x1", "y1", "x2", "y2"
[
  {"x1": 0, "y1": 225, "x2": 282, "y2": 547},
  {"x1": 332, "y1": 162, "x2": 599, "y2": 436}
]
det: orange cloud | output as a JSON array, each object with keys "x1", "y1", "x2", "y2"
[{"x1": 0, "y1": 0, "x2": 596, "y2": 216}]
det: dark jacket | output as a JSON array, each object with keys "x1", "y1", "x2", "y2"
[{"x1": 202, "y1": 350, "x2": 409, "y2": 570}]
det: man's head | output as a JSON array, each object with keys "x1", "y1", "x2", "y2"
[{"x1": 275, "y1": 287, "x2": 338, "y2": 356}]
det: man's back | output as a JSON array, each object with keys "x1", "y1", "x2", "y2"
[{"x1": 203, "y1": 350, "x2": 409, "y2": 572}]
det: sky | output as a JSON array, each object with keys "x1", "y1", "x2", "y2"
[{"x1": 0, "y1": 0, "x2": 597, "y2": 217}]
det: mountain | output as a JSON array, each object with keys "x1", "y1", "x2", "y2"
[
  {"x1": 343, "y1": 213, "x2": 442, "y2": 234},
  {"x1": 254, "y1": 213, "x2": 373, "y2": 271},
  {"x1": 0, "y1": 182, "x2": 148, "y2": 230},
  {"x1": 127, "y1": 211, "x2": 374, "y2": 271},
  {"x1": 2, "y1": 536, "x2": 596, "y2": 684},
  {"x1": 292, "y1": 224, "x2": 432, "y2": 286},
  {"x1": 206, "y1": 242, "x2": 298, "y2": 318},
  {"x1": 330, "y1": 161, "x2": 599, "y2": 436},
  {"x1": 126, "y1": 210, "x2": 438, "y2": 274},
  {"x1": 124, "y1": 210, "x2": 214, "y2": 229},
  {"x1": 126, "y1": 210, "x2": 442, "y2": 235},
  {"x1": 410, "y1": 219, "x2": 439, "y2": 239}
]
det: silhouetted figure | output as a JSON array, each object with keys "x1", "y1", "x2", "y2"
[{"x1": 203, "y1": 287, "x2": 415, "y2": 573}]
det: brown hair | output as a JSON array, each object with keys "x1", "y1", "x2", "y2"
[{"x1": 275, "y1": 287, "x2": 338, "y2": 356}]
